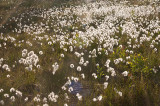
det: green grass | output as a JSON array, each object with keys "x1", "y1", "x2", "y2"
[{"x1": 0, "y1": 0, "x2": 160, "y2": 105}]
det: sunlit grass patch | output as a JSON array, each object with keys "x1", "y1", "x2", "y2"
[{"x1": 0, "y1": 0, "x2": 160, "y2": 105}]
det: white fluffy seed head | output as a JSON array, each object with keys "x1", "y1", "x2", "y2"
[
  {"x1": 77, "y1": 66, "x2": 81, "y2": 71},
  {"x1": 70, "y1": 64, "x2": 74, "y2": 68}
]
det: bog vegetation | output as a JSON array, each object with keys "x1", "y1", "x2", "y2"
[{"x1": 0, "y1": 0, "x2": 160, "y2": 105}]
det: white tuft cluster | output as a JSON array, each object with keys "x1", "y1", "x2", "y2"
[
  {"x1": 19, "y1": 50, "x2": 39, "y2": 71},
  {"x1": 52, "y1": 62, "x2": 59, "y2": 75},
  {"x1": 93, "y1": 95, "x2": 103, "y2": 102},
  {"x1": 48, "y1": 92, "x2": 59, "y2": 102},
  {"x1": 122, "y1": 71, "x2": 129, "y2": 76}
]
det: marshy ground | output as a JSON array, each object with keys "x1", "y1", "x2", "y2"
[{"x1": 0, "y1": 0, "x2": 160, "y2": 106}]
